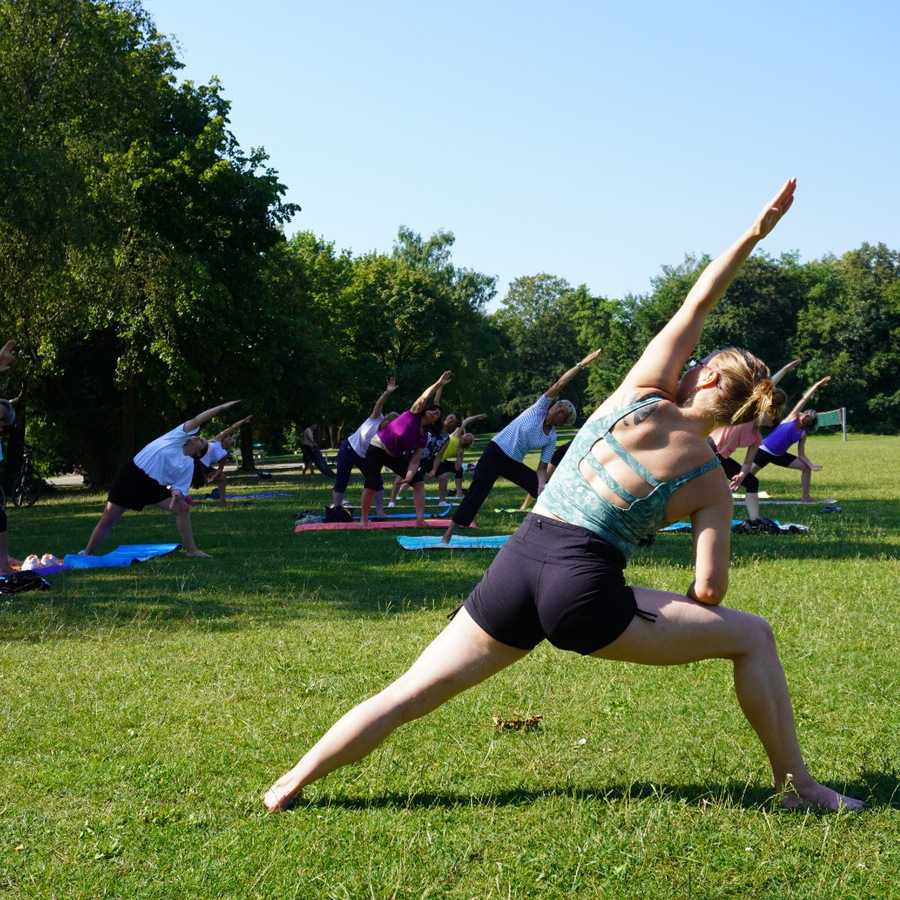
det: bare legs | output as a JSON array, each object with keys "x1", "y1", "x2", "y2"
[
  {"x1": 413, "y1": 481, "x2": 425, "y2": 526},
  {"x1": 0, "y1": 529, "x2": 10, "y2": 573},
  {"x1": 744, "y1": 491, "x2": 761, "y2": 520},
  {"x1": 786, "y1": 458, "x2": 818, "y2": 502},
  {"x1": 84, "y1": 502, "x2": 127, "y2": 553},
  {"x1": 84, "y1": 499, "x2": 209, "y2": 557},
  {"x1": 595, "y1": 588, "x2": 863, "y2": 811},
  {"x1": 264, "y1": 608, "x2": 527, "y2": 811}
]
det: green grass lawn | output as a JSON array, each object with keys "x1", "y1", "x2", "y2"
[{"x1": 1, "y1": 434, "x2": 898, "y2": 897}]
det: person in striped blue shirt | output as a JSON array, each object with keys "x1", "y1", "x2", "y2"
[{"x1": 440, "y1": 349, "x2": 602, "y2": 544}]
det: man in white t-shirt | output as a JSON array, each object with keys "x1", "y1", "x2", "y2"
[{"x1": 82, "y1": 400, "x2": 241, "y2": 557}]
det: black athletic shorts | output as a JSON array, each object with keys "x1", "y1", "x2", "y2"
[
  {"x1": 464, "y1": 514, "x2": 654, "y2": 655},
  {"x1": 753, "y1": 448, "x2": 798, "y2": 470},
  {"x1": 717, "y1": 454, "x2": 759, "y2": 493},
  {"x1": 435, "y1": 459, "x2": 459, "y2": 477},
  {"x1": 108, "y1": 460, "x2": 170, "y2": 511},
  {"x1": 360, "y1": 445, "x2": 426, "y2": 491}
]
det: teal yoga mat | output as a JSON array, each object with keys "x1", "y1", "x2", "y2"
[{"x1": 397, "y1": 535, "x2": 510, "y2": 550}]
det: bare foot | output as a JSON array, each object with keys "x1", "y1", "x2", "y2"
[
  {"x1": 415, "y1": 519, "x2": 426, "y2": 528},
  {"x1": 780, "y1": 780, "x2": 865, "y2": 812},
  {"x1": 184, "y1": 549, "x2": 211, "y2": 559},
  {"x1": 264, "y1": 772, "x2": 303, "y2": 812}
]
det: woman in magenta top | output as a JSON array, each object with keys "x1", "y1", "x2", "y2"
[
  {"x1": 732, "y1": 375, "x2": 830, "y2": 503},
  {"x1": 359, "y1": 371, "x2": 452, "y2": 526}
]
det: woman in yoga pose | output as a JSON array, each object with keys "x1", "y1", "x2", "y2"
[
  {"x1": 191, "y1": 415, "x2": 252, "y2": 503},
  {"x1": 265, "y1": 180, "x2": 862, "y2": 813},
  {"x1": 82, "y1": 400, "x2": 241, "y2": 557},
  {"x1": 730, "y1": 376, "x2": 830, "y2": 503},
  {"x1": 709, "y1": 359, "x2": 798, "y2": 520},
  {"x1": 439, "y1": 352, "x2": 600, "y2": 544},
  {"x1": 331, "y1": 377, "x2": 399, "y2": 513},
  {"x1": 359, "y1": 371, "x2": 452, "y2": 527}
]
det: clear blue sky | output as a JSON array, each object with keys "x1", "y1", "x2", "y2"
[{"x1": 146, "y1": 0, "x2": 899, "y2": 307}]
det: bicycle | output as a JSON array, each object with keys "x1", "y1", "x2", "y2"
[{"x1": 10, "y1": 444, "x2": 41, "y2": 507}]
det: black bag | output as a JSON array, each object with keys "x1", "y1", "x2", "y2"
[
  {"x1": 324, "y1": 504, "x2": 352, "y2": 523},
  {"x1": 0, "y1": 571, "x2": 51, "y2": 594}
]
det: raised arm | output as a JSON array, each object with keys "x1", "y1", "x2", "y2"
[
  {"x1": 450, "y1": 413, "x2": 486, "y2": 439},
  {"x1": 770, "y1": 358, "x2": 801, "y2": 386},
  {"x1": 410, "y1": 371, "x2": 452, "y2": 414},
  {"x1": 545, "y1": 349, "x2": 602, "y2": 399},
  {"x1": 212, "y1": 415, "x2": 252, "y2": 444},
  {"x1": 623, "y1": 179, "x2": 797, "y2": 398},
  {"x1": 786, "y1": 376, "x2": 830, "y2": 420},
  {"x1": 184, "y1": 400, "x2": 241, "y2": 433},
  {"x1": 370, "y1": 377, "x2": 398, "y2": 419}
]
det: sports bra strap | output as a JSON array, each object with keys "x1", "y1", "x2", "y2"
[
  {"x1": 582, "y1": 453, "x2": 640, "y2": 504},
  {"x1": 668, "y1": 454, "x2": 721, "y2": 489},
  {"x1": 602, "y1": 430, "x2": 662, "y2": 487}
]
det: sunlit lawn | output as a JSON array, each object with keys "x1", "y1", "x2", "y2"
[{"x1": 1, "y1": 433, "x2": 898, "y2": 897}]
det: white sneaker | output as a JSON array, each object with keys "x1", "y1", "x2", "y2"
[{"x1": 387, "y1": 500, "x2": 395, "y2": 508}]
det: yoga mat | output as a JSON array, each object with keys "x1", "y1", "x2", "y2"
[
  {"x1": 733, "y1": 491, "x2": 771, "y2": 499},
  {"x1": 660, "y1": 519, "x2": 743, "y2": 533},
  {"x1": 397, "y1": 535, "x2": 510, "y2": 550},
  {"x1": 660, "y1": 519, "x2": 808, "y2": 534},
  {"x1": 363, "y1": 503, "x2": 452, "y2": 521},
  {"x1": 63, "y1": 543, "x2": 181, "y2": 570},
  {"x1": 294, "y1": 519, "x2": 453, "y2": 534}
]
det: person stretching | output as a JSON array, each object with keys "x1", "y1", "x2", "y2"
[
  {"x1": 386, "y1": 412, "x2": 460, "y2": 507},
  {"x1": 300, "y1": 424, "x2": 336, "y2": 477},
  {"x1": 731, "y1": 376, "x2": 830, "y2": 503},
  {"x1": 331, "y1": 377, "x2": 399, "y2": 513},
  {"x1": 82, "y1": 400, "x2": 241, "y2": 558},
  {"x1": 359, "y1": 371, "x2": 452, "y2": 527},
  {"x1": 264, "y1": 179, "x2": 862, "y2": 814},
  {"x1": 433, "y1": 415, "x2": 485, "y2": 501},
  {"x1": 191, "y1": 415, "x2": 252, "y2": 503},
  {"x1": 440, "y1": 350, "x2": 601, "y2": 544},
  {"x1": 709, "y1": 358, "x2": 798, "y2": 520}
]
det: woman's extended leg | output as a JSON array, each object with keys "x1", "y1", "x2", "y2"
[
  {"x1": 264, "y1": 608, "x2": 528, "y2": 811},
  {"x1": 157, "y1": 498, "x2": 210, "y2": 558},
  {"x1": 594, "y1": 588, "x2": 863, "y2": 811},
  {"x1": 84, "y1": 502, "x2": 127, "y2": 554}
]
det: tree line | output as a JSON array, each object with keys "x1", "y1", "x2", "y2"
[{"x1": 2, "y1": 0, "x2": 898, "y2": 488}]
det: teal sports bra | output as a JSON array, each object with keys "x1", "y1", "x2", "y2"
[{"x1": 538, "y1": 397, "x2": 720, "y2": 559}]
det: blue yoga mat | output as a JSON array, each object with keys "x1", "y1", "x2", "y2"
[
  {"x1": 660, "y1": 519, "x2": 743, "y2": 533},
  {"x1": 62, "y1": 543, "x2": 181, "y2": 570},
  {"x1": 397, "y1": 535, "x2": 510, "y2": 551},
  {"x1": 203, "y1": 490, "x2": 291, "y2": 501}
]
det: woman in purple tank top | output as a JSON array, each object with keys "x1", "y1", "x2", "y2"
[
  {"x1": 358, "y1": 371, "x2": 453, "y2": 526},
  {"x1": 731, "y1": 375, "x2": 830, "y2": 502}
]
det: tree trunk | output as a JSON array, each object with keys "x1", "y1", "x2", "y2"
[
  {"x1": 239, "y1": 421, "x2": 256, "y2": 472},
  {"x1": 120, "y1": 378, "x2": 137, "y2": 467},
  {"x1": 2, "y1": 401, "x2": 25, "y2": 497}
]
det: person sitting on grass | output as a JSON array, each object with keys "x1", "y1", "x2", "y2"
[
  {"x1": 264, "y1": 179, "x2": 863, "y2": 815},
  {"x1": 191, "y1": 415, "x2": 252, "y2": 504},
  {"x1": 82, "y1": 400, "x2": 242, "y2": 558},
  {"x1": 440, "y1": 350, "x2": 601, "y2": 544},
  {"x1": 730, "y1": 375, "x2": 831, "y2": 503},
  {"x1": 358, "y1": 371, "x2": 452, "y2": 527}
]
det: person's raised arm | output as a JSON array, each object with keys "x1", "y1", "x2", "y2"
[
  {"x1": 371, "y1": 377, "x2": 398, "y2": 419},
  {"x1": 212, "y1": 415, "x2": 252, "y2": 444},
  {"x1": 623, "y1": 179, "x2": 797, "y2": 399},
  {"x1": 184, "y1": 400, "x2": 241, "y2": 433},
  {"x1": 786, "y1": 376, "x2": 830, "y2": 420},
  {"x1": 770, "y1": 358, "x2": 801, "y2": 386},
  {"x1": 410, "y1": 371, "x2": 452, "y2": 414},
  {"x1": 456, "y1": 413, "x2": 486, "y2": 437},
  {"x1": 545, "y1": 350, "x2": 602, "y2": 399}
]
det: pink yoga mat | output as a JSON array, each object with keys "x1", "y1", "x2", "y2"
[{"x1": 294, "y1": 518, "x2": 453, "y2": 534}]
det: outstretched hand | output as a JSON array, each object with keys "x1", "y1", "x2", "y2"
[
  {"x1": 750, "y1": 178, "x2": 796, "y2": 240},
  {"x1": 729, "y1": 471, "x2": 747, "y2": 492},
  {"x1": 0, "y1": 340, "x2": 16, "y2": 372},
  {"x1": 579, "y1": 348, "x2": 602, "y2": 368},
  {"x1": 438, "y1": 370, "x2": 453, "y2": 385},
  {"x1": 812, "y1": 376, "x2": 831, "y2": 390},
  {"x1": 386, "y1": 376, "x2": 398, "y2": 393}
]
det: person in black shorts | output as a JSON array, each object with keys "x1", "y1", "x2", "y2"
[
  {"x1": 82, "y1": 400, "x2": 241, "y2": 558},
  {"x1": 264, "y1": 181, "x2": 862, "y2": 815}
]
